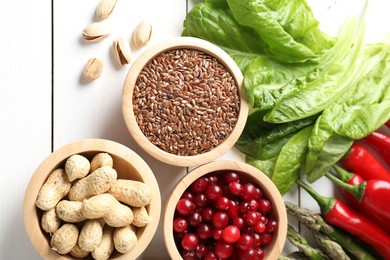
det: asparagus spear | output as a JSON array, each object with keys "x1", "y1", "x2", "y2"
[
  {"x1": 285, "y1": 201, "x2": 376, "y2": 260},
  {"x1": 314, "y1": 231, "x2": 350, "y2": 260},
  {"x1": 287, "y1": 225, "x2": 329, "y2": 260}
]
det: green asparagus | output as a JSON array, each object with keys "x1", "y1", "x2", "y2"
[
  {"x1": 314, "y1": 231, "x2": 350, "y2": 260},
  {"x1": 287, "y1": 225, "x2": 329, "y2": 260},
  {"x1": 285, "y1": 201, "x2": 376, "y2": 260},
  {"x1": 279, "y1": 251, "x2": 310, "y2": 260}
]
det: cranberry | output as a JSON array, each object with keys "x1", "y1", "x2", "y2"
[
  {"x1": 238, "y1": 248, "x2": 257, "y2": 260},
  {"x1": 227, "y1": 200, "x2": 239, "y2": 219},
  {"x1": 239, "y1": 202, "x2": 249, "y2": 215},
  {"x1": 212, "y1": 211, "x2": 229, "y2": 229},
  {"x1": 245, "y1": 211, "x2": 261, "y2": 226},
  {"x1": 207, "y1": 175, "x2": 218, "y2": 185},
  {"x1": 195, "y1": 244, "x2": 207, "y2": 258},
  {"x1": 212, "y1": 228, "x2": 223, "y2": 240},
  {"x1": 205, "y1": 184, "x2": 223, "y2": 200},
  {"x1": 241, "y1": 183, "x2": 257, "y2": 201},
  {"x1": 254, "y1": 222, "x2": 266, "y2": 233},
  {"x1": 241, "y1": 226, "x2": 254, "y2": 235},
  {"x1": 216, "y1": 196, "x2": 230, "y2": 211},
  {"x1": 236, "y1": 234, "x2": 254, "y2": 251},
  {"x1": 191, "y1": 177, "x2": 209, "y2": 193},
  {"x1": 229, "y1": 181, "x2": 243, "y2": 196},
  {"x1": 176, "y1": 199, "x2": 196, "y2": 216},
  {"x1": 193, "y1": 193, "x2": 208, "y2": 208},
  {"x1": 265, "y1": 219, "x2": 278, "y2": 233},
  {"x1": 215, "y1": 240, "x2": 234, "y2": 259},
  {"x1": 252, "y1": 233, "x2": 262, "y2": 247},
  {"x1": 222, "y1": 225, "x2": 240, "y2": 243},
  {"x1": 204, "y1": 251, "x2": 218, "y2": 260},
  {"x1": 181, "y1": 250, "x2": 196, "y2": 260},
  {"x1": 222, "y1": 171, "x2": 240, "y2": 184},
  {"x1": 181, "y1": 233, "x2": 199, "y2": 251},
  {"x1": 254, "y1": 187, "x2": 263, "y2": 200},
  {"x1": 232, "y1": 217, "x2": 245, "y2": 230},
  {"x1": 254, "y1": 247, "x2": 265, "y2": 259},
  {"x1": 261, "y1": 233, "x2": 273, "y2": 246},
  {"x1": 248, "y1": 199, "x2": 259, "y2": 211},
  {"x1": 201, "y1": 207, "x2": 214, "y2": 222},
  {"x1": 258, "y1": 199, "x2": 271, "y2": 214},
  {"x1": 187, "y1": 212, "x2": 202, "y2": 227},
  {"x1": 260, "y1": 215, "x2": 267, "y2": 224},
  {"x1": 173, "y1": 217, "x2": 188, "y2": 233},
  {"x1": 181, "y1": 191, "x2": 194, "y2": 201},
  {"x1": 196, "y1": 223, "x2": 212, "y2": 240}
]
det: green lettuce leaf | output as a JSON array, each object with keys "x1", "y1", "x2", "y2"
[{"x1": 245, "y1": 156, "x2": 277, "y2": 178}]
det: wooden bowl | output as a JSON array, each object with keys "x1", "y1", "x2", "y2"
[
  {"x1": 122, "y1": 37, "x2": 248, "y2": 167},
  {"x1": 23, "y1": 139, "x2": 161, "y2": 260},
  {"x1": 163, "y1": 160, "x2": 287, "y2": 260}
]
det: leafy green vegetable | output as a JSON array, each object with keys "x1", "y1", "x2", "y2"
[
  {"x1": 245, "y1": 156, "x2": 277, "y2": 178},
  {"x1": 272, "y1": 126, "x2": 312, "y2": 194},
  {"x1": 226, "y1": 0, "x2": 334, "y2": 62}
]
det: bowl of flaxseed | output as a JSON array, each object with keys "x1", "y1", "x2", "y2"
[{"x1": 122, "y1": 37, "x2": 248, "y2": 167}]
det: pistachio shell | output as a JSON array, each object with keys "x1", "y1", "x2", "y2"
[
  {"x1": 83, "y1": 22, "x2": 112, "y2": 42},
  {"x1": 83, "y1": 58, "x2": 103, "y2": 81},
  {"x1": 96, "y1": 0, "x2": 117, "y2": 20},
  {"x1": 132, "y1": 21, "x2": 152, "y2": 48},
  {"x1": 112, "y1": 37, "x2": 132, "y2": 66}
]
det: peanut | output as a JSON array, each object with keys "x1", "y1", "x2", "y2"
[
  {"x1": 90, "y1": 153, "x2": 113, "y2": 173},
  {"x1": 108, "y1": 179, "x2": 152, "y2": 207},
  {"x1": 132, "y1": 206, "x2": 152, "y2": 227},
  {"x1": 92, "y1": 226, "x2": 114, "y2": 260},
  {"x1": 50, "y1": 224, "x2": 79, "y2": 254},
  {"x1": 36, "y1": 168, "x2": 71, "y2": 210},
  {"x1": 56, "y1": 200, "x2": 86, "y2": 223},
  {"x1": 70, "y1": 244, "x2": 89, "y2": 259},
  {"x1": 113, "y1": 225, "x2": 137, "y2": 254},
  {"x1": 41, "y1": 208, "x2": 61, "y2": 234},
  {"x1": 78, "y1": 219, "x2": 105, "y2": 252},
  {"x1": 82, "y1": 193, "x2": 133, "y2": 227},
  {"x1": 65, "y1": 154, "x2": 90, "y2": 182},
  {"x1": 69, "y1": 166, "x2": 117, "y2": 201}
]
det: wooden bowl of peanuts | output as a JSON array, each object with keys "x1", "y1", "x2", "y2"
[
  {"x1": 163, "y1": 160, "x2": 287, "y2": 259},
  {"x1": 23, "y1": 139, "x2": 161, "y2": 260},
  {"x1": 122, "y1": 37, "x2": 249, "y2": 167}
]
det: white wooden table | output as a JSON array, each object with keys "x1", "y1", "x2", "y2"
[{"x1": 0, "y1": 0, "x2": 388, "y2": 259}]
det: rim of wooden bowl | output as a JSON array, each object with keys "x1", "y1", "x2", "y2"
[
  {"x1": 23, "y1": 139, "x2": 161, "y2": 260},
  {"x1": 122, "y1": 37, "x2": 249, "y2": 167},
  {"x1": 163, "y1": 160, "x2": 287, "y2": 260}
]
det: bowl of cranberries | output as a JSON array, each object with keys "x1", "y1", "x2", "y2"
[{"x1": 163, "y1": 160, "x2": 287, "y2": 260}]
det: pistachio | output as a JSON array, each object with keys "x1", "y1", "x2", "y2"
[
  {"x1": 83, "y1": 58, "x2": 103, "y2": 81},
  {"x1": 83, "y1": 22, "x2": 111, "y2": 42},
  {"x1": 132, "y1": 21, "x2": 152, "y2": 48},
  {"x1": 96, "y1": 0, "x2": 117, "y2": 20},
  {"x1": 112, "y1": 37, "x2": 132, "y2": 66}
]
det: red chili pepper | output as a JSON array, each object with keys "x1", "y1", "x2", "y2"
[
  {"x1": 341, "y1": 143, "x2": 390, "y2": 183},
  {"x1": 360, "y1": 131, "x2": 390, "y2": 166},
  {"x1": 327, "y1": 167, "x2": 390, "y2": 234},
  {"x1": 332, "y1": 165, "x2": 364, "y2": 209},
  {"x1": 297, "y1": 180, "x2": 390, "y2": 259}
]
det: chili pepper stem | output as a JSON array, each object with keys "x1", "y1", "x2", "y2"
[
  {"x1": 333, "y1": 165, "x2": 354, "y2": 182},
  {"x1": 296, "y1": 180, "x2": 336, "y2": 215},
  {"x1": 325, "y1": 172, "x2": 365, "y2": 201}
]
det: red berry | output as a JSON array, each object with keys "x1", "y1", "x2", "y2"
[
  {"x1": 232, "y1": 217, "x2": 245, "y2": 230},
  {"x1": 181, "y1": 233, "x2": 199, "y2": 251},
  {"x1": 265, "y1": 219, "x2": 278, "y2": 233},
  {"x1": 241, "y1": 225, "x2": 254, "y2": 235},
  {"x1": 222, "y1": 225, "x2": 240, "y2": 243},
  {"x1": 254, "y1": 187, "x2": 263, "y2": 200},
  {"x1": 204, "y1": 251, "x2": 218, "y2": 260},
  {"x1": 215, "y1": 240, "x2": 234, "y2": 259},
  {"x1": 236, "y1": 234, "x2": 254, "y2": 251},
  {"x1": 261, "y1": 233, "x2": 273, "y2": 245},
  {"x1": 227, "y1": 200, "x2": 239, "y2": 219},
  {"x1": 216, "y1": 196, "x2": 230, "y2": 211},
  {"x1": 191, "y1": 177, "x2": 209, "y2": 193},
  {"x1": 176, "y1": 199, "x2": 195, "y2": 216},
  {"x1": 193, "y1": 193, "x2": 208, "y2": 208},
  {"x1": 205, "y1": 184, "x2": 223, "y2": 200},
  {"x1": 201, "y1": 207, "x2": 214, "y2": 222},
  {"x1": 207, "y1": 175, "x2": 219, "y2": 185},
  {"x1": 254, "y1": 247, "x2": 265, "y2": 260},
  {"x1": 245, "y1": 211, "x2": 261, "y2": 226},
  {"x1": 248, "y1": 199, "x2": 259, "y2": 211},
  {"x1": 195, "y1": 244, "x2": 207, "y2": 258},
  {"x1": 196, "y1": 223, "x2": 212, "y2": 240},
  {"x1": 187, "y1": 212, "x2": 202, "y2": 227},
  {"x1": 238, "y1": 248, "x2": 257, "y2": 260},
  {"x1": 241, "y1": 183, "x2": 257, "y2": 201},
  {"x1": 222, "y1": 171, "x2": 240, "y2": 184},
  {"x1": 229, "y1": 181, "x2": 242, "y2": 196},
  {"x1": 254, "y1": 222, "x2": 266, "y2": 233},
  {"x1": 181, "y1": 250, "x2": 196, "y2": 260},
  {"x1": 239, "y1": 201, "x2": 249, "y2": 215},
  {"x1": 258, "y1": 199, "x2": 271, "y2": 214},
  {"x1": 252, "y1": 233, "x2": 262, "y2": 247},
  {"x1": 181, "y1": 191, "x2": 194, "y2": 201},
  {"x1": 173, "y1": 217, "x2": 188, "y2": 233},
  {"x1": 212, "y1": 228, "x2": 223, "y2": 240},
  {"x1": 212, "y1": 211, "x2": 229, "y2": 229}
]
